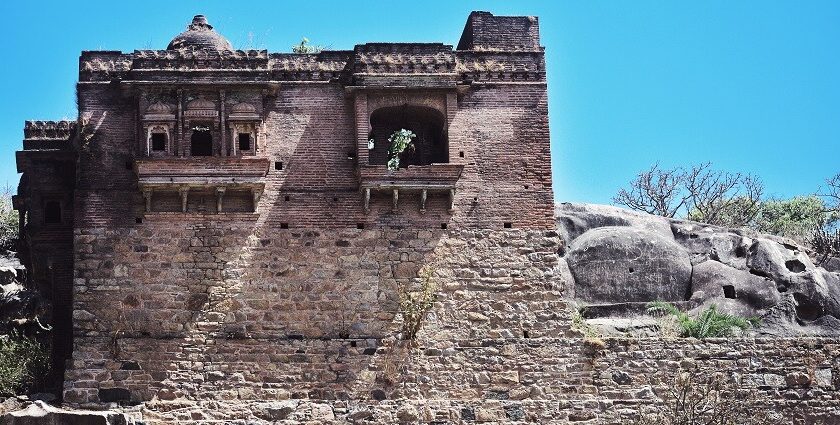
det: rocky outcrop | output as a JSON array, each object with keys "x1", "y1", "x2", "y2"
[
  {"x1": 557, "y1": 203, "x2": 840, "y2": 335},
  {"x1": 1, "y1": 400, "x2": 128, "y2": 425}
]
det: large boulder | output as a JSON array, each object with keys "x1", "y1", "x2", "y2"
[
  {"x1": 567, "y1": 226, "x2": 692, "y2": 303},
  {"x1": 555, "y1": 203, "x2": 673, "y2": 245}
]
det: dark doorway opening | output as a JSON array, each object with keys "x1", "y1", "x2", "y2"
[
  {"x1": 44, "y1": 201, "x2": 61, "y2": 224},
  {"x1": 191, "y1": 129, "x2": 213, "y2": 156}
]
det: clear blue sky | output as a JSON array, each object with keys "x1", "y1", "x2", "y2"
[{"x1": 1, "y1": 1, "x2": 838, "y2": 204}]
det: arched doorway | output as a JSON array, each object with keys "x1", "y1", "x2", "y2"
[
  {"x1": 368, "y1": 105, "x2": 447, "y2": 167},
  {"x1": 191, "y1": 128, "x2": 213, "y2": 156}
]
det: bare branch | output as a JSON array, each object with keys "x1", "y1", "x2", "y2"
[{"x1": 612, "y1": 163, "x2": 688, "y2": 217}]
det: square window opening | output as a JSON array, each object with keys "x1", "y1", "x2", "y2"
[
  {"x1": 275, "y1": 161, "x2": 284, "y2": 170},
  {"x1": 280, "y1": 223, "x2": 289, "y2": 229},
  {"x1": 151, "y1": 133, "x2": 166, "y2": 151},
  {"x1": 503, "y1": 222, "x2": 513, "y2": 229},
  {"x1": 238, "y1": 133, "x2": 252, "y2": 151}
]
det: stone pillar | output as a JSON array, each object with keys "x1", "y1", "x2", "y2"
[
  {"x1": 142, "y1": 189, "x2": 153, "y2": 213},
  {"x1": 354, "y1": 92, "x2": 369, "y2": 166},
  {"x1": 176, "y1": 89, "x2": 184, "y2": 157},
  {"x1": 216, "y1": 187, "x2": 226, "y2": 213},
  {"x1": 179, "y1": 187, "x2": 189, "y2": 213},
  {"x1": 219, "y1": 90, "x2": 226, "y2": 156}
]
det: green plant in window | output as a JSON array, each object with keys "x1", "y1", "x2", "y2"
[{"x1": 386, "y1": 129, "x2": 416, "y2": 171}]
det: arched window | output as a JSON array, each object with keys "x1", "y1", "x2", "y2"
[
  {"x1": 44, "y1": 201, "x2": 61, "y2": 224},
  {"x1": 368, "y1": 105, "x2": 447, "y2": 167},
  {"x1": 191, "y1": 127, "x2": 213, "y2": 156}
]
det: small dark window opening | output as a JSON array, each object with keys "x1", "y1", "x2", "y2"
[
  {"x1": 135, "y1": 217, "x2": 143, "y2": 224},
  {"x1": 459, "y1": 151, "x2": 465, "y2": 158},
  {"x1": 151, "y1": 133, "x2": 167, "y2": 151},
  {"x1": 503, "y1": 222, "x2": 513, "y2": 229},
  {"x1": 356, "y1": 223, "x2": 365, "y2": 229},
  {"x1": 190, "y1": 128, "x2": 213, "y2": 156},
  {"x1": 440, "y1": 223, "x2": 448, "y2": 230},
  {"x1": 238, "y1": 133, "x2": 251, "y2": 151},
  {"x1": 280, "y1": 223, "x2": 289, "y2": 229},
  {"x1": 275, "y1": 161, "x2": 284, "y2": 170},
  {"x1": 722, "y1": 285, "x2": 736, "y2": 299},
  {"x1": 523, "y1": 330, "x2": 530, "y2": 338},
  {"x1": 44, "y1": 201, "x2": 61, "y2": 224},
  {"x1": 284, "y1": 195, "x2": 290, "y2": 202}
]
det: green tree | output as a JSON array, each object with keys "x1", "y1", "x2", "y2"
[
  {"x1": 753, "y1": 196, "x2": 837, "y2": 242},
  {"x1": 0, "y1": 186, "x2": 18, "y2": 253}
]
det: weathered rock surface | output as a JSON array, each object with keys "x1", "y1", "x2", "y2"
[
  {"x1": 567, "y1": 226, "x2": 692, "y2": 303},
  {"x1": 1, "y1": 401, "x2": 128, "y2": 425},
  {"x1": 557, "y1": 202, "x2": 840, "y2": 335}
]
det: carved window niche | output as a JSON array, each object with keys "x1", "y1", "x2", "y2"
[
  {"x1": 146, "y1": 125, "x2": 171, "y2": 156},
  {"x1": 142, "y1": 102, "x2": 175, "y2": 157},
  {"x1": 184, "y1": 98, "x2": 219, "y2": 157},
  {"x1": 227, "y1": 102, "x2": 261, "y2": 156}
]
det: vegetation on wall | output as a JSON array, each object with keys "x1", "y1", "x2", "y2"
[
  {"x1": 647, "y1": 302, "x2": 756, "y2": 339},
  {"x1": 0, "y1": 333, "x2": 50, "y2": 397},
  {"x1": 291, "y1": 37, "x2": 324, "y2": 54},
  {"x1": 635, "y1": 366, "x2": 776, "y2": 425},
  {"x1": 397, "y1": 266, "x2": 437, "y2": 342},
  {"x1": 571, "y1": 307, "x2": 605, "y2": 350},
  {"x1": 386, "y1": 129, "x2": 416, "y2": 171}
]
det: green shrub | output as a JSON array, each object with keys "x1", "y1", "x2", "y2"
[
  {"x1": 0, "y1": 187, "x2": 17, "y2": 253},
  {"x1": 0, "y1": 333, "x2": 50, "y2": 396},
  {"x1": 291, "y1": 37, "x2": 323, "y2": 54},
  {"x1": 647, "y1": 302, "x2": 756, "y2": 338},
  {"x1": 386, "y1": 129, "x2": 416, "y2": 171}
]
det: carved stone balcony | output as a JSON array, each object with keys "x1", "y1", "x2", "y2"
[
  {"x1": 135, "y1": 157, "x2": 269, "y2": 212},
  {"x1": 358, "y1": 164, "x2": 464, "y2": 213}
]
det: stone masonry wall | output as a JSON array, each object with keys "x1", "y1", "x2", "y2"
[
  {"x1": 66, "y1": 221, "x2": 840, "y2": 423},
  {"x1": 66, "y1": 226, "x2": 568, "y2": 406}
]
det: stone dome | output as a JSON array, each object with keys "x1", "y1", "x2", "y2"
[{"x1": 167, "y1": 15, "x2": 233, "y2": 51}]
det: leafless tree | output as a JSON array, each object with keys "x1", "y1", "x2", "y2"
[
  {"x1": 634, "y1": 367, "x2": 777, "y2": 425},
  {"x1": 820, "y1": 173, "x2": 840, "y2": 212},
  {"x1": 683, "y1": 162, "x2": 764, "y2": 227},
  {"x1": 612, "y1": 163, "x2": 688, "y2": 217},
  {"x1": 614, "y1": 162, "x2": 763, "y2": 227}
]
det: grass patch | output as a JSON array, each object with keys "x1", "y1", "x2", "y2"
[{"x1": 647, "y1": 302, "x2": 757, "y2": 338}]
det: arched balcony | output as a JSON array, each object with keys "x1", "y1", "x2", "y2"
[{"x1": 368, "y1": 105, "x2": 448, "y2": 167}]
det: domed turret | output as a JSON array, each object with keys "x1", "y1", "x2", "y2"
[{"x1": 167, "y1": 15, "x2": 233, "y2": 51}]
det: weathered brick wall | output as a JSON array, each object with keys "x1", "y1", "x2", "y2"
[{"x1": 457, "y1": 12, "x2": 541, "y2": 52}]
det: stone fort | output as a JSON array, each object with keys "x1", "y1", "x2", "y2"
[{"x1": 11, "y1": 11, "x2": 840, "y2": 424}]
